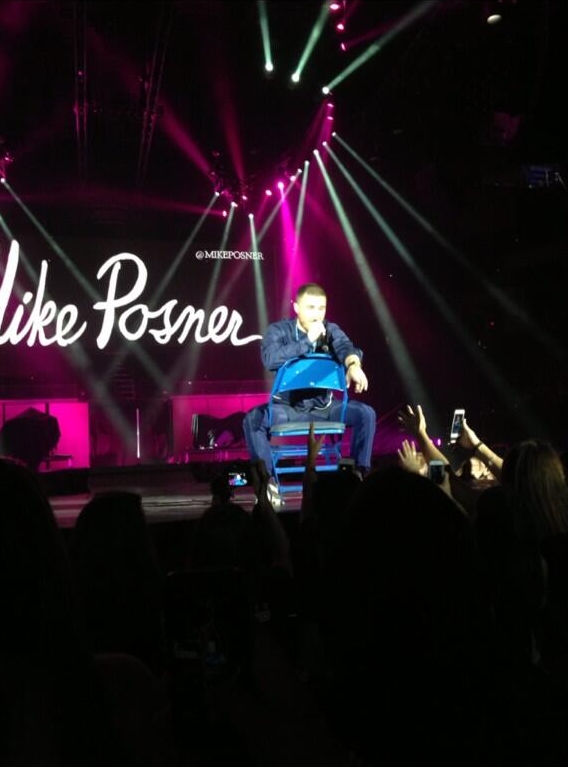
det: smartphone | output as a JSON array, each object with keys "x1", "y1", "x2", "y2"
[
  {"x1": 449, "y1": 408, "x2": 465, "y2": 444},
  {"x1": 227, "y1": 471, "x2": 248, "y2": 487},
  {"x1": 428, "y1": 460, "x2": 446, "y2": 484}
]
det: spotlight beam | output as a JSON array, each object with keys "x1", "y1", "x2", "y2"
[
  {"x1": 329, "y1": 136, "x2": 551, "y2": 437},
  {"x1": 257, "y1": 175, "x2": 297, "y2": 245},
  {"x1": 248, "y1": 215, "x2": 272, "y2": 390},
  {"x1": 164, "y1": 201, "x2": 238, "y2": 392},
  {"x1": 0, "y1": 220, "x2": 136, "y2": 446},
  {"x1": 313, "y1": 150, "x2": 435, "y2": 418},
  {"x1": 3, "y1": 182, "x2": 177, "y2": 398},
  {"x1": 279, "y1": 161, "x2": 310, "y2": 316},
  {"x1": 326, "y1": 143, "x2": 517, "y2": 390},
  {"x1": 249, "y1": 216, "x2": 268, "y2": 333},
  {"x1": 150, "y1": 195, "x2": 216, "y2": 305},
  {"x1": 334, "y1": 134, "x2": 565, "y2": 362},
  {"x1": 291, "y1": 2, "x2": 330, "y2": 82},
  {"x1": 3, "y1": 181, "x2": 99, "y2": 302},
  {"x1": 323, "y1": 1, "x2": 438, "y2": 93},
  {"x1": 257, "y1": 1, "x2": 274, "y2": 72},
  {"x1": 104, "y1": 195, "x2": 217, "y2": 398}
]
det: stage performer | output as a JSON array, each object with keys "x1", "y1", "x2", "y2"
[{"x1": 242, "y1": 282, "x2": 376, "y2": 496}]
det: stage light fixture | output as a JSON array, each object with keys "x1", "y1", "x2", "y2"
[
  {"x1": 209, "y1": 151, "x2": 249, "y2": 207},
  {"x1": 484, "y1": 0, "x2": 519, "y2": 25}
]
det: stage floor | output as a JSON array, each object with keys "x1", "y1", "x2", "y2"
[{"x1": 47, "y1": 461, "x2": 304, "y2": 528}]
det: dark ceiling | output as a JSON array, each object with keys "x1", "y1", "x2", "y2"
[{"x1": 0, "y1": 0, "x2": 567, "y2": 236}]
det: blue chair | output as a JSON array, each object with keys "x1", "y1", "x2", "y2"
[{"x1": 268, "y1": 353, "x2": 349, "y2": 496}]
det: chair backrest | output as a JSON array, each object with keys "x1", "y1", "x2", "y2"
[{"x1": 268, "y1": 353, "x2": 348, "y2": 423}]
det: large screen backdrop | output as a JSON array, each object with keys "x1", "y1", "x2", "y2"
[
  {"x1": 0, "y1": 226, "x2": 295, "y2": 466},
  {"x1": 0, "y1": 231, "x2": 283, "y2": 401}
]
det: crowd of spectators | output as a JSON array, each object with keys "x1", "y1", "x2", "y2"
[{"x1": 3, "y1": 403, "x2": 568, "y2": 765}]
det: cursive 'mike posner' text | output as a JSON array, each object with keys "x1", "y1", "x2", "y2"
[{"x1": 0, "y1": 241, "x2": 263, "y2": 349}]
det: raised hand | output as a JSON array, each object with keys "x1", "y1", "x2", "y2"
[
  {"x1": 397, "y1": 404, "x2": 427, "y2": 437},
  {"x1": 397, "y1": 438, "x2": 424, "y2": 475},
  {"x1": 457, "y1": 418, "x2": 481, "y2": 451},
  {"x1": 307, "y1": 421, "x2": 326, "y2": 469}
]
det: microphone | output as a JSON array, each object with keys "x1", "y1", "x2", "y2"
[{"x1": 316, "y1": 322, "x2": 330, "y2": 353}]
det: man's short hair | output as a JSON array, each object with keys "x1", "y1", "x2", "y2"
[{"x1": 296, "y1": 283, "x2": 326, "y2": 301}]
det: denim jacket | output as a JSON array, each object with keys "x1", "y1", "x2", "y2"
[{"x1": 261, "y1": 318, "x2": 362, "y2": 410}]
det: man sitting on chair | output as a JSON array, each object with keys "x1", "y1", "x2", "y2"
[{"x1": 242, "y1": 283, "x2": 377, "y2": 488}]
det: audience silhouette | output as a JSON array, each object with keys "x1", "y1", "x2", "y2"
[
  {"x1": 396, "y1": 405, "x2": 568, "y2": 765},
  {"x1": 0, "y1": 457, "x2": 178, "y2": 767},
  {"x1": 322, "y1": 464, "x2": 492, "y2": 765},
  {"x1": 69, "y1": 490, "x2": 167, "y2": 675},
  {"x1": 6, "y1": 397, "x2": 568, "y2": 767}
]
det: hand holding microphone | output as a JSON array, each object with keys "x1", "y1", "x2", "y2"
[{"x1": 307, "y1": 320, "x2": 327, "y2": 345}]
